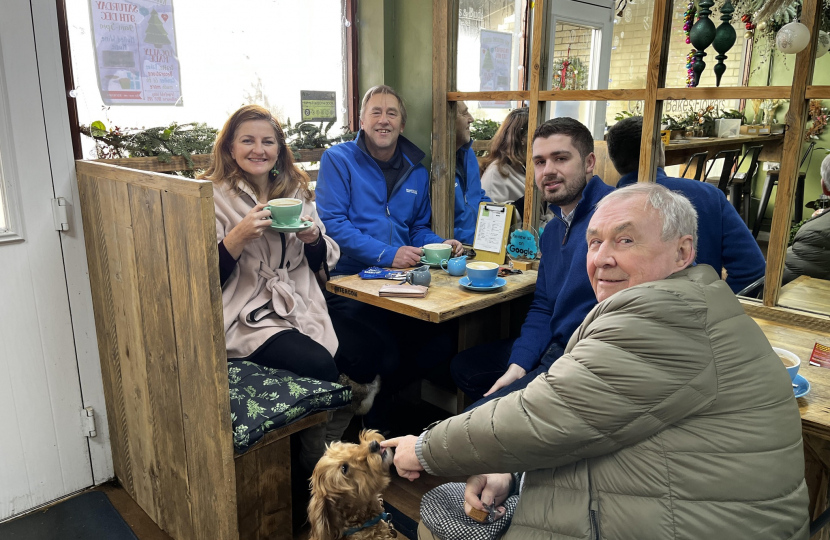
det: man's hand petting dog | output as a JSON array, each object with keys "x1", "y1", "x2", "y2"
[{"x1": 380, "y1": 436, "x2": 423, "y2": 481}]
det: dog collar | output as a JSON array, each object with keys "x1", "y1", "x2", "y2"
[{"x1": 343, "y1": 512, "x2": 391, "y2": 536}]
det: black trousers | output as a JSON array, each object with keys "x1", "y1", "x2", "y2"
[{"x1": 234, "y1": 329, "x2": 339, "y2": 383}]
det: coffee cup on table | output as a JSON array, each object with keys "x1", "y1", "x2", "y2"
[
  {"x1": 423, "y1": 243, "x2": 452, "y2": 265},
  {"x1": 773, "y1": 347, "x2": 801, "y2": 382},
  {"x1": 466, "y1": 261, "x2": 499, "y2": 287},
  {"x1": 266, "y1": 198, "x2": 303, "y2": 226}
]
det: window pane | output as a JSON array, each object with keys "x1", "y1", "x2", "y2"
[
  {"x1": 457, "y1": 0, "x2": 526, "y2": 120},
  {"x1": 66, "y1": 0, "x2": 347, "y2": 158},
  {"x1": 0, "y1": 145, "x2": 6, "y2": 231},
  {"x1": 608, "y1": 0, "x2": 656, "y2": 91}
]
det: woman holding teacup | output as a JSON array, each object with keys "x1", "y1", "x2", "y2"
[{"x1": 203, "y1": 105, "x2": 385, "y2": 473}]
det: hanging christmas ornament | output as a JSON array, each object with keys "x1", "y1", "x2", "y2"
[
  {"x1": 684, "y1": 0, "x2": 695, "y2": 87},
  {"x1": 776, "y1": 21, "x2": 810, "y2": 54},
  {"x1": 817, "y1": 31, "x2": 830, "y2": 59},
  {"x1": 713, "y1": 0, "x2": 736, "y2": 87},
  {"x1": 689, "y1": 0, "x2": 717, "y2": 86}
]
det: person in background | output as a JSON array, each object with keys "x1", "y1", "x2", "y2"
[
  {"x1": 606, "y1": 116, "x2": 766, "y2": 294},
  {"x1": 480, "y1": 107, "x2": 529, "y2": 204},
  {"x1": 454, "y1": 101, "x2": 491, "y2": 244},
  {"x1": 316, "y1": 86, "x2": 461, "y2": 433},
  {"x1": 450, "y1": 117, "x2": 613, "y2": 408},
  {"x1": 783, "y1": 153, "x2": 830, "y2": 284},
  {"x1": 387, "y1": 184, "x2": 809, "y2": 540}
]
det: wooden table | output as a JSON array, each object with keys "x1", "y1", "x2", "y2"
[
  {"x1": 664, "y1": 133, "x2": 784, "y2": 167},
  {"x1": 327, "y1": 268, "x2": 538, "y2": 411},
  {"x1": 779, "y1": 275, "x2": 830, "y2": 317},
  {"x1": 753, "y1": 313, "x2": 830, "y2": 538}
]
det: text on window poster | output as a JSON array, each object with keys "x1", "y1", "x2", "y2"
[
  {"x1": 479, "y1": 29, "x2": 512, "y2": 109},
  {"x1": 89, "y1": 0, "x2": 182, "y2": 105}
]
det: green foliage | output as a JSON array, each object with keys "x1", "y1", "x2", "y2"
[
  {"x1": 661, "y1": 115, "x2": 686, "y2": 130},
  {"x1": 246, "y1": 399, "x2": 267, "y2": 419},
  {"x1": 720, "y1": 109, "x2": 745, "y2": 121},
  {"x1": 79, "y1": 121, "x2": 217, "y2": 172},
  {"x1": 615, "y1": 110, "x2": 636, "y2": 123},
  {"x1": 471, "y1": 118, "x2": 500, "y2": 141}
]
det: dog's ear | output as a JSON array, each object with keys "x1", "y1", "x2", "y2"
[{"x1": 308, "y1": 483, "x2": 340, "y2": 540}]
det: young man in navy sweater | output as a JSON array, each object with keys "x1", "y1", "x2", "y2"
[
  {"x1": 607, "y1": 116, "x2": 765, "y2": 294},
  {"x1": 452, "y1": 117, "x2": 614, "y2": 406}
]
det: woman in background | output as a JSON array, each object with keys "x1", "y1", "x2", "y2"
[{"x1": 480, "y1": 107, "x2": 529, "y2": 203}]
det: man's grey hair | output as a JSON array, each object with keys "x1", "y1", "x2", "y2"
[
  {"x1": 821, "y1": 154, "x2": 830, "y2": 192},
  {"x1": 596, "y1": 183, "x2": 698, "y2": 252}
]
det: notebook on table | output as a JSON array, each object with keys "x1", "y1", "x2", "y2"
[{"x1": 378, "y1": 283, "x2": 429, "y2": 298}]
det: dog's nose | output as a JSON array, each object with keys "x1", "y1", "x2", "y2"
[{"x1": 369, "y1": 441, "x2": 380, "y2": 453}]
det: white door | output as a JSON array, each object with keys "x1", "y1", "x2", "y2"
[
  {"x1": 0, "y1": 0, "x2": 94, "y2": 520},
  {"x1": 545, "y1": 0, "x2": 614, "y2": 139}
]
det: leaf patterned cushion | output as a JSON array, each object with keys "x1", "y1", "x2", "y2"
[{"x1": 228, "y1": 360, "x2": 352, "y2": 454}]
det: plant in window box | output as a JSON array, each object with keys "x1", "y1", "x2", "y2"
[{"x1": 470, "y1": 118, "x2": 500, "y2": 157}]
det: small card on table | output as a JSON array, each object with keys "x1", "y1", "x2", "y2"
[{"x1": 810, "y1": 343, "x2": 830, "y2": 368}]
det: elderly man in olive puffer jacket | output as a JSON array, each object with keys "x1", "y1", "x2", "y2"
[{"x1": 384, "y1": 183, "x2": 809, "y2": 540}]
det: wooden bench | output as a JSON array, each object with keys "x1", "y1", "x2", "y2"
[{"x1": 76, "y1": 157, "x2": 325, "y2": 540}]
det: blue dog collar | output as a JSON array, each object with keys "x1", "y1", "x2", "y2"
[{"x1": 343, "y1": 512, "x2": 391, "y2": 536}]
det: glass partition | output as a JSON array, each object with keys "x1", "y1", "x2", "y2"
[{"x1": 456, "y1": 0, "x2": 527, "y2": 120}]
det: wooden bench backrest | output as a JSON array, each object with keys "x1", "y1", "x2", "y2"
[{"x1": 76, "y1": 160, "x2": 238, "y2": 540}]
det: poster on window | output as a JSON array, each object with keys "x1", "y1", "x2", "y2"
[
  {"x1": 479, "y1": 29, "x2": 512, "y2": 109},
  {"x1": 89, "y1": 0, "x2": 182, "y2": 105}
]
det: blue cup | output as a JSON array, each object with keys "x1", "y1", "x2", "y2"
[
  {"x1": 466, "y1": 261, "x2": 499, "y2": 287},
  {"x1": 773, "y1": 347, "x2": 801, "y2": 382},
  {"x1": 441, "y1": 256, "x2": 467, "y2": 276}
]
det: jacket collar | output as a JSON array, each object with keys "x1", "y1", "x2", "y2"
[
  {"x1": 617, "y1": 167, "x2": 668, "y2": 188},
  {"x1": 355, "y1": 130, "x2": 425, "y2": 168},
  {"x1": 457, "y1": 139, "x2": 473, "y2": 156}
]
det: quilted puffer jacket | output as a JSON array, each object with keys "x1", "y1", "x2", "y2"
[
  {"x1": 784, "y1": 210, "x2": 830, "y2": 285},
  {"x1": 421, "y1": 265, "x2": 809, "y2": 540}
]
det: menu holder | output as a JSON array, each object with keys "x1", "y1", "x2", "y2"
[{"x1": 471, "y1": 203, "x2": 514, "y2": 265}]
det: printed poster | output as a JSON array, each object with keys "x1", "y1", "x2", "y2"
[
  {"x1": 89, "y1": 0, "x2": 182, "y2": 105},
  {"x1": 479, "y1": 29, "x2": 512, "y2": 109}
]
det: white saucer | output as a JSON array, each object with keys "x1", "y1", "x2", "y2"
[
  {"x1": 459, "y1": 276, "x2": 506, "y2": 291},
  {"x1": 270, "y1": 220, "x2": 312, "y2": 233}
]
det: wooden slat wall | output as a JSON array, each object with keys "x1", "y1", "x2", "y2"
[{"x1": 76, "y1": 160, "x2": 237, "y2": 540}]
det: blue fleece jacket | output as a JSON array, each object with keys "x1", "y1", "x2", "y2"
[
  {"x1": 454, "y1": 141, "x2": 491, "y2": 244},
  {"x1": 509, "y1": 176, "x2": 614, "y2": 371},
  {"x1": 617, "y1": 168, "x2": 766, "y2": 293},
  {"x1": 316, "y1": 132, "x2": 445, "y2": 275}
]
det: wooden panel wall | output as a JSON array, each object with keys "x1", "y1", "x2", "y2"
[{"x1": 75, "y1": 160, "x2": 238, "y2": 540}]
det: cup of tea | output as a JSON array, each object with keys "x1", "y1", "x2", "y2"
[
  {"x1": 266, "y1": 198, "x2": 303, "y2": 226},
  {"x1": 466, "y1": 261, "x2": 499, "y2": 287},
  {"x1": 441, "y1": 256, "x2": 467, "y2": 276},
  {"x1": 423, "y1": 243, "x2": 452, "y2": 265},
  {"x1": 406, "y1": 265, "x2": 431, "y2": 287},
  {"x1": 773, "y1": 347, "x2": 801, "y2": 382}
]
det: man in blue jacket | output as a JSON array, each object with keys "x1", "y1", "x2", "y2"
[
  {"x1": 607, "y1": 116, "x2": 765, "y2": 294},
  {"x1": 316, "y1": 85, "x2": 461, "y2": 275},
  {"x1": 452, "y1": 117, "x2": 614, "y2": 406},
  {"x1": 316, "y1": 85, "x2": 461, "y2": 432},
  {"x1": 454, "y1": 102, "x2": 491, "y2": 244}
]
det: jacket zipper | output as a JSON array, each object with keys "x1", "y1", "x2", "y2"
[
  {"x1": 587, "y1": 465, "x2": 600, "y2": 540},
  {"x1": 552, "y1": 212, "x2": 571, "y2": 245},
  {"x1": 386, "y1": 205, "x2": 393, "y2": 244}
]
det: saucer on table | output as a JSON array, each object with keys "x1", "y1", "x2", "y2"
[
  {"x1": 270, "y1": 220, "x2": 312, "y2": 233},
  {"x1": 419, "y1": 256, "x2": 444, "y2": 268},
  {"x1": 458, "y1": 276, "x2": 506, "y2": 291},
  {"x1": 793, "y1": 374, "x2": 811, "y2": 398}
]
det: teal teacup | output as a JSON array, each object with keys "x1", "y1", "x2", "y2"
[
  {"x1": 423, "y1": 243, "x2": 452, "y2": 265},
  {"x1": 466, "y1": 261, "x2": 499, "y2": 287},
  {"x1": 266, "y1": 198, "x2": 303, "y2": 226},
  {"x1": 441, "y1": 256, "x2": 467, "y2": 276}
]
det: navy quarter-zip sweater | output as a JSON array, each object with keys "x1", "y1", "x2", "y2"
[
  {"x1": 509, "y1": 175, "x2": 614, "y2": 371},
  {"x1": 617, "y1": 168, "x2": 766, "y2": 294},
  {"x1": 316, "y1": 131, "x2": 445, "y2": 275}
]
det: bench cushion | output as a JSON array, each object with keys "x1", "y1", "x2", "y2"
[{"x1": 228, "y1": 360, "x2": 351, "y2": 453}]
